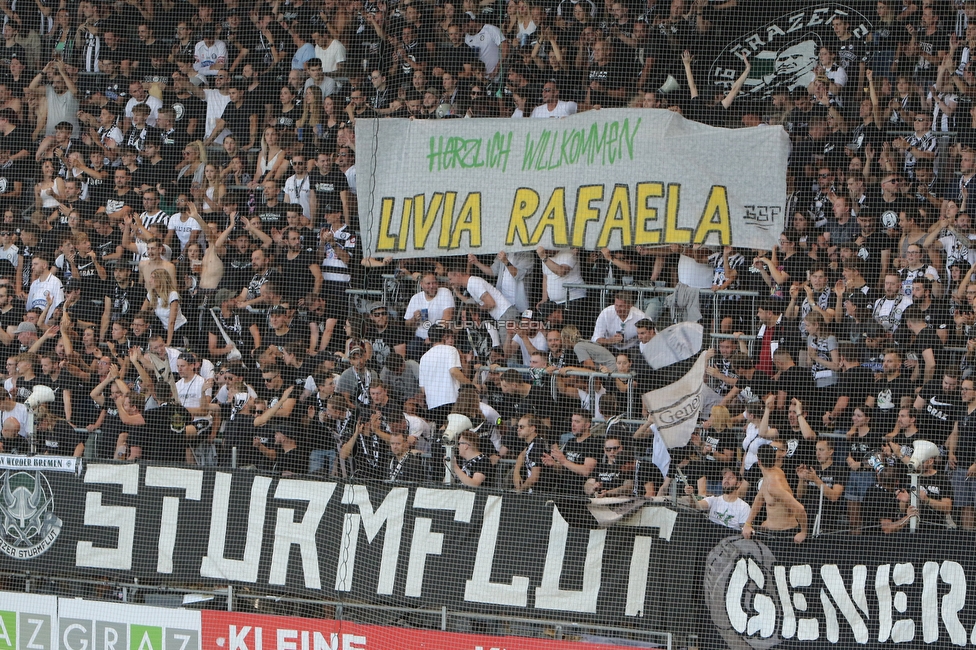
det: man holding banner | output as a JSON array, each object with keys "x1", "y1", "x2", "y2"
[{"x1": 447, "y1": 261, "x2": 520, "y2": 348}]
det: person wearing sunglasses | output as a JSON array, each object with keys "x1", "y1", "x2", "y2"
[{"x1": 584, "y1": 436, "x2": 634, "y2": 498}]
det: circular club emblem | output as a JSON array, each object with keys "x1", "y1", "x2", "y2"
[{"x1": 0, "y1": 471, "x2": 63, "y2": 560}]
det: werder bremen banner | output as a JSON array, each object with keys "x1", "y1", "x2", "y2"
[{"x1": 356, "y1": 109, "x2": 790, "y2": 259}]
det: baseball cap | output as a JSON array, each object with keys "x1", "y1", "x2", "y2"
[
  {"x1": 348, "y1": 346, "x2": 364, "y2": 357},
  {"x1": 14, "y1": 322, "x2": 36, "y2": 334},
  {"x1": 214, "y1": 288, "x2": 237, "y2": 304}
]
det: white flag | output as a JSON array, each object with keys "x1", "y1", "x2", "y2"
[
  {"x1": 642, "y1": 350, "x2": 709, "y2": 451},
  {"x1": 650, "y1": 424, "x2": 671, "y2": 478}
]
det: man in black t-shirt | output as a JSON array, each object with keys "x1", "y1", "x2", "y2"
[
  {"x1": 795, "y1": 438, "x2": 848, "y2": 534},
  {"x1": 0, "y1": 149, "x2": 23, "y2": 210},
  {"x1": 902, "y1": 305, "x2": 943, "y2": 385},
  {"x1": 212, "y1": 83, "x2": 257, "y2": 149},
  {"x1": 278, "y1": 227, "x2": 320, "y2": 303},
  {"x1": 950, "y1": 378, "x2": 976, "y2": 530},
  {"x1": 514, "y1": 414, "x2": 551, "y2": 493},
  {"x1": 544, "y1": 410, "x2": 601, "y2": 495},
  {"x1": 914, "y1": 371, "x2": 963, "y2": 447},
  {"x1": 364, "y1": 302, "x2": 409, "y2": 371},
  {"x1": 309, "y1": 149, "x2": 351, "y2": 226},
  {"x1": 867, "y1": 348, "x2": 915, "y2": 434},
  {"x1": 913, "y1": 453, "x2": 954, "y2": 530}
]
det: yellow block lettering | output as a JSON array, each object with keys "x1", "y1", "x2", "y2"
[
  {"x1": 438, "y1": 192, "x2": 458, "y2": 248},
  {"x1": 377, "y1": 198, "x2": 398, "y2": 251},
  {"x1": 413, "y1": 193, "x2": 443, "y2": 250},
  {"x1": 398, "y1": 197, "x2": 413, "y2": 251},
  {"x1": 596, "y1": 184, "x2": 632, "y2": 248},
  {"x1": 664, "y1": 183, "x2": 693, "y2": 244},
  {"x1": 571, "y1": 185, "x2": 604, "y2": 247},
  {"x1": 450, "y1": 193, "x2": 482, "y2": 249},
  {"x1": 693, "y1": 186, "x2": 732, "y2": 245},
  {"x1": 530, "y1": 188, "x2": 569, "y2": 246},
  {"x1": 507, "y1": 188, "x2": 539, "y2": 245},
  {"x1": 634, "y1": 182, "x2": 663, "y2": 245}
]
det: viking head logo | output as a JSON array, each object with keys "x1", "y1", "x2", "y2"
[{"x1": 0, "y1": 471, "x2": 62, "y2": 559}]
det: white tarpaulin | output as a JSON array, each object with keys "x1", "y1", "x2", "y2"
[{"x1": 356, "y1": 109, "x2": 789, "y2": 258}]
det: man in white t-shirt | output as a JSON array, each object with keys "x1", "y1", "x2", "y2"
[
  {"x1": 591, "y1": 291, "x2": 646, "y2": 352},
  {"x1": 419, "y1": 326, "x2": 469, "y2": 425},
  {"x1": 404, "y1": 273, "x2": 456, "y2": 360},
  {"x1": 447, "y1": 262, "x2": 520, "y2": 346},
  {"x1": 193, "y1": 25, "x2": 227, "y2": 78},
  {"x1": 311, "y1": 30, "x2": 346, "y2": 73},
  {"x1": 25, "y1": 255, "x2": 64, "y2": 321},
  {"x1": 124, "y1": 81, "x2": 163, "y2": 128},
  {"x1": 685, "y1": 468, "x2": 751, "y2": 529},
  {"x1": 514, "y1": 80, "x2": 578, "y2": 118},
  {"x1": 464, "y1": 15, "x2": 508, "y2": 80},
  {"x1": 535, "y1": 246, "x2": 586, "y2": 330},
  {"x1": 179, "y1": 69, "x2": 231, "y2": 143},
  {"x1": 175, "y1": 353, "x2": 212, "y2": 412}
]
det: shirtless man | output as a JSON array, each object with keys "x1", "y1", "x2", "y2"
[
  {"x1": 742, "y1": 444, "x2": 808, "y2": 544},
  {"x1": 137, "y1": 238, "x2": 176, "y2": 291},
  {"x1": 197, "y1": 201, "x2": 231, "y2": 292}
]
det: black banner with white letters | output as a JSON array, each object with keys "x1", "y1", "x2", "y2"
[
  {"x1": 0, "y1": 464, "x2": 704, "y2": 632},
  {"x1": 7, "y1": 463, "x2": 976, "y2": 647}
]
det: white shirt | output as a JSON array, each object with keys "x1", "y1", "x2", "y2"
[
  {"x1": 167, "y1": 213, "x2": 203, "y2": 250},
  {"x1": 542, "y1": 249, "x2": 585, "y2": 303},
  {"x1": 466, "y1": 275, "x2": 512, "y2": 320},
  {"x1": 0, "y1": 244, "x2": 18, "y2": 267},
  {"x1": 491, "y1": 251, "x2": 534, "y2": 313},
  {"x1": 419, "y1": 343, "x2": 462, "y2": 409},
  {"x1": 404, "y1": 287, "x2": 455, "y2": 339},
  {"x1": 591, "y1": 304, "x2": 646, "y2": 350},
  {"x1": 125, "y1": 95, "x2": 163, "y2": 127},
  {"x1": 677, "y1": 253, "x2": 714, "y2": 289},
  {"x1": 315, "y1": 40, "x2": 346, "y2": 73},
  {"x1": 175, "y1": 374, "x2": 209, "y2": 409},
  {"x1": 202, "y1": 88, "x2": 233, "y2": 141},
  {"x1": 527, "y1": 100, "x2": 578, "y2": 118},
  {"x1": 704, "y1": 495, "x2": 751, "y2": 529},
  {"x1": 464, "y1": 24, "x2": 506, "y2": 76},
  {"x1": 193, "y1": 40, "x2": 228, "y2": 76},
  {"x1": 303, "y1": 75, "x2": 337, "y2": 98},
  {"x1": 26, "y1": 273, "x2": 64, "y2": 321},
  {"x1": 513, "y1": 330, "x2": 547, "y2": 366},
  {"x1": 283, "y1": 173, "x2": 312, "y2": 218},
  {"x1": 148, "y1": 290, "x2": 187, "y2": 332}
]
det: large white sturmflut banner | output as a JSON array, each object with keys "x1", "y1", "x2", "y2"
[{"x1": 356, "y1": 109, "x2": 790, "y2": 259}]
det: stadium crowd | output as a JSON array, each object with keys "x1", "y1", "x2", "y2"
[{"x1": 0, "y1": 0, "x2": 976, "y2": 540}]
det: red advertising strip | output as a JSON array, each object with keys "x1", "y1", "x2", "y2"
[{"x1": 201, "y1": 611, "x2": 648, "y2": 650}]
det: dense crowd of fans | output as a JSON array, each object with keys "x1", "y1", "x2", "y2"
[{"x1": 1, "y1": 0, "x2": 976, "y2": 540}]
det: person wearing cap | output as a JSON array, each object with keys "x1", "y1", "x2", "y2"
[
  {"x1": 337, "y1": 345, "x2": 378, "y2": 407},
  {"x1": 260, "y1": 304, "x2": 301, "y2": 355},
  {"x1": 364, "y1": 302, "x2": 408, "y2": 370}
]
